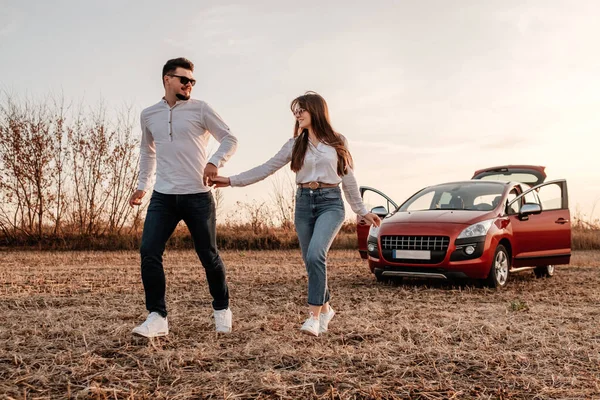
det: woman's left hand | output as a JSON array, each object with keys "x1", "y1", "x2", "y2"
[{"x1": 362, "y1": 213, "x2": 381, "y2": 227}]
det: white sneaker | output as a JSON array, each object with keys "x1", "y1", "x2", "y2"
[
  {"x1": 300, "y1": 312, "x2": 320, "y2": 336},
  {"x1": 132, "y1": 312, "x2": 168, "y2": 338},
  {"x1": 319, "y1": 307, "x2": 335, "y2": 333},
  {"x1": 214, "y1": 308, "x2": 232, "y2": 333}
]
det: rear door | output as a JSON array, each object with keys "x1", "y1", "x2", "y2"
[
  {"x1": 472, "y1": 165, "x2": 546, "y2": 186},
  {"x1": 357, "y1": 186, "x2": 398, "y2": 259},
  {"x1": 507, "y1": 180, "x2": 571, "y2": 267}
]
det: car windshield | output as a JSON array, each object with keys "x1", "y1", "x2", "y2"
[{"x1": 398, "y1": 182, "x2": 506, "y2": 212}]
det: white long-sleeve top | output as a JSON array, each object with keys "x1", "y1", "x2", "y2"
[
  {"x1": 137, "y1": 98, "x2": 238, "y2": 194},
  {"x1": 229, "y1": 136, "x2": 369, "y2": 216}
]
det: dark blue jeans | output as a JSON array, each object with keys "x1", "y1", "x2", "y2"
[
  {"x1": 294, "y1": 187, "x2": 345, "y2": 306},
  {"x1": 140, "y1": 191, "x2": 229, "y2": 317}
]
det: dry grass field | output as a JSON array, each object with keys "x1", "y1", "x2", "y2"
[{"x1": 1, "y1": 249, "x2": 599, "y2": 399}]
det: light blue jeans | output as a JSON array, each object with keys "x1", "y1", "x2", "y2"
[{"x1": 294, "y1": 187, "x2": 345, "y2": 306}]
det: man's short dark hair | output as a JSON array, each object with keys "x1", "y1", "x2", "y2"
[{"x1": 162, "y1": 58, "x2": 194, "y2": 81}]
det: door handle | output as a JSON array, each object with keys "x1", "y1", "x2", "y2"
[
  {"x1": 555, "y1": 218, "x2": 569, "y2": 224},
  {"x1": 359, "y1": 219, "x2": 367, "y2": 225}
]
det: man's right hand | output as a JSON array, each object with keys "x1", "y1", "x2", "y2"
[
  {"x1": 211, "y1": 176, "x2": 231, "y2": 188},
  {"x1": 129, "y1": 190, "x2": 146, "y2": 207}
]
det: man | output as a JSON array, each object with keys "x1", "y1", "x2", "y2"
[{"x1": 129, "y1": 57, "x2": 237, "y2": 337}]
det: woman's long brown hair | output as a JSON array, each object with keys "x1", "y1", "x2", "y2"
[{"x1": 290, "y1": 91, "x2": 353, "y2": 176}]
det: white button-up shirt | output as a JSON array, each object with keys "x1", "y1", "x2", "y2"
[
  {"x1": 229, "y1": 136, "x2": 369, "y2": 216},
  {"x1": 137, "y1": 98, "x2": 238, "y2": 194}
]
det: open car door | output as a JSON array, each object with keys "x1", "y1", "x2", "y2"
[
  {"x1": 357, "y1": 186, "x2": 398, "y2": 259},
  {"x1": 506, "y1": 179, "x2": 571, "y2": 267}
]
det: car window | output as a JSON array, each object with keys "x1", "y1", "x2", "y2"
[
  {"x1": 473, "y1": 194, "x2": 500, "y2": 211},
  {"x1": 536, "y1": 182, "x2": 563, "y2": 210},
  {"x1": 399, "y1": 182, "x2": 505, "y2": 212},
  {"x1": 434, "y1": 192, "x2": 452, "y2": 208},
  {"x1": 478, "y1": 172, "x2": 539, "y2": 185},
  {"x1": 362, "y1": 189, "x2": 395, "y2": 214},
  {"x1": 506, "y1": 189, "x2": 520, "y2": 214},
  {"x1": 524, "y1": 190, "x2": 540, "y2": 205},
  {"x1": 405, "y1": 191, "x2": 435, "y2": 212}
]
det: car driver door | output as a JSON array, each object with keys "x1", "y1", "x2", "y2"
[{"x1": 357, "y1": 186, "x2": 398, "y2": 259}]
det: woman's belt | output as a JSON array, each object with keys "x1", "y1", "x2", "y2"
[{"x1": 298, "y1": 181, "x2": 339, "y2": 190}]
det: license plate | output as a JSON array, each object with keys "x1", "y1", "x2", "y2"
[{"x1": 393, "y1": 250, "x2": 431, "y2": 260}]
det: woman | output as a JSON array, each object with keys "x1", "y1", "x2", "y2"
[{"x1": 212, "y1": 91, "x2": 380, "y2": 336}]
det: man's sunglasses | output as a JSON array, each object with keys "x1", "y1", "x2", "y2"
[{"x1": 168, "y1": 74, "x2": 196, "y2": 87}]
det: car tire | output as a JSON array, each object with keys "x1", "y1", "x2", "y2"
[
  {"x1": 534, "y1": 265, "x2": 555, "y2": 278},
  {"x1": 484, "y1": 244, "x2": 510, "y2": 288},
  {"x1": 375, "y1": 271, "x2": 390, "y2": 283},
  {"x1": 375, "y1": 271, "x2": 386, "y2": 282}
]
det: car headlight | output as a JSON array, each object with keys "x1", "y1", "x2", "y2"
[
  {"x1": 457, "y1": 219, "x2": 494, "y2": 239},
  {"x1": 368, "y1": 224, "x2": 380, "y2": 238}
]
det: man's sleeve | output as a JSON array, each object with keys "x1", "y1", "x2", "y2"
[
  {"x1": 137, "y1": 113, "x2": 156, "y2": 191},
  {"x1": 202, "y1": 103, "x2": 238, "y2": 168}
]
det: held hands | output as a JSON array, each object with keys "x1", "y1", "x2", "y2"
[
  {"x1": 203, "y1": 163, "x2": 218, "y2": 186},
  {"x1": 211, "y1": 176, "x2": 231, "y2": 188},
  {"x1": 362, "y1": 213, "x2": 381, "y2": 227},
  {"x1": 129, "y1": 190, "x2": 146, "y2": 207}
]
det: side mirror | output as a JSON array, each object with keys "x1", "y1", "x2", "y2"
[
  {"x1": 370, "y1": 206, "x2": 388, "y2": 217},
  {"x1": 519, "y1": 203, "x2": 542, "y2": 220}
]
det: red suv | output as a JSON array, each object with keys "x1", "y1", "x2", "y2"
[{"x1": 356, "y1": 166, "x2": 571, "y2": 287}]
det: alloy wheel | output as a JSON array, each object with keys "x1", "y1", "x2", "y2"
[{"x1": 494, "y1": 249, "x2": 509, "y2": 286}]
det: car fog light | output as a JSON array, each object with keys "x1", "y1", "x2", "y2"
[
  {"x1": 368, "y1": 243, "x2": 376, "y2": 252},
  {"x1": 465, "y1": 245, "x2": 475, "y2": 255}
]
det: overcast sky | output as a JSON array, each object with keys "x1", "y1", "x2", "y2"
[{"x1": 1, "y1": 0, "x2": 599, "y2": 222}]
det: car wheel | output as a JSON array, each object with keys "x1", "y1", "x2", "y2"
[
  {"x1": 534, "y1": 265, "x2": 555, "y2": 278},
  {"x1": 484, "y1": 244, "x2": 510, "y2": 288},
  {"x1": 375, "y1": 271, "x2": 391, "y2": 283},
  {"x1": 375, "y1": 271, "x2": 386, "y2": 282}
]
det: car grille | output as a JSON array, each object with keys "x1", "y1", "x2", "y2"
[
  {"x1": 380, "y1": 235, "x2": 450, "y2": 264},
  {"x1": 381, "y1": 236, "x2": 450, "y2": 251}
]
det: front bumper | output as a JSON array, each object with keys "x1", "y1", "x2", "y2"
[{"x1": 368, "y1": 235, "x2": 498, "y2": 280}]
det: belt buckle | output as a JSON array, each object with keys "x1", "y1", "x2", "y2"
[{"x1": 308, "y1": 181, "x2": 319, "y2": 190}]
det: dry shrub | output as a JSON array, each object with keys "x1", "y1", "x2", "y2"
[
  {"x1": 572, "y1": 226, "x2": 600, "y2": 250},
  {"x1": 2, "y1": 222, "x2": 600, "y2": 252}
]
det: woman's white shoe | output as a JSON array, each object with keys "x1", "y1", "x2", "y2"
[
  {"x1": 300, "y1": 312, "x2": 320, "y2": 336},
  {"x1": 319, "y1": 307, "x2": 335, "y2": 333}
]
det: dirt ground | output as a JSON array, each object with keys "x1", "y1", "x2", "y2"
[{"x1": 1, "y1": 249, "x2": 599, "y2": 399}]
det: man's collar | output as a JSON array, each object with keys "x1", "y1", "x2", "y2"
[{"x1": 161, "y1": 96, "x2": 190, "y2": 107}]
